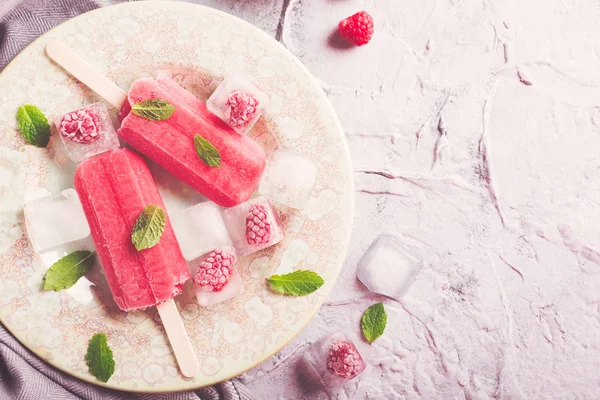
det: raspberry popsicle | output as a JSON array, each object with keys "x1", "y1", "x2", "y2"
[
  {"x1": 75, "y1": 148, "x2": 189, "y2": 310},
  {"x1": 74, "y1": 148, "x2": 198, "y2": 377},
  {"x1": 118, "y1": 76, "x2": 266, "y2": 207},
  {"x1": 45, "y1": 42, "x2": 266, "y2": 206}
]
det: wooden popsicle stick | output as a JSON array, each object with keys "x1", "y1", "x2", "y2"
[
  {"x1": 45, "y1": 41, "x2": 127, "y2": 109},
  {"x1": 157, "y1": 299, "x2": 199, "y2": 378}
]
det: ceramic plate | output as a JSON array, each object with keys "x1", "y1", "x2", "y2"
[{"x1": 0, "y1": 1, "x2": 353, "y2": 392}]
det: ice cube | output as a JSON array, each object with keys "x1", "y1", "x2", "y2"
[
  {"x1": 356, "y1": 235, "x2": 422, "y2": 300},
  {"x1": 24, "y1": 189, "x2": 91, "y2": 252},
  {"x1": 302, "y1": 331, "x2": 366, "y2": 389},
  {"x1": 55, "y1": 102, "x2": 119, "y2": 162},
  {"x1": 259, "y1": 151, "x2": 317, "y2": 210},
  {"x1": 190, "y1": 247, "x2": 243, "y2": 307},
  {"x1": 36, "y1": 236, "x2": 98, "y2": 305},
  {"x1": 206, "y1": 71, "x2": 268, "y2": 135},
  {"x1": 171, "y1": 201, "x2": 232, "y2": 261},
  {"x1": 222, "y1": 196, "x2": 284, "y2": 256}
]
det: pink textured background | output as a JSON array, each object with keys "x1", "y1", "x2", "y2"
[{"x1": 226, "y1": 0, "x2": 600, "y2": 398}]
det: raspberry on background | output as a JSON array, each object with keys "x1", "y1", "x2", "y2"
[
  {"x1": 338, "y1": 11, "x2": 374, "y2": 46},
  {"x1": 326, "y1": 341, "x2": 363, "y2": 379},
  {"x1": 226, "y1": 91, "x2": 259, "y2": 128},
  {"x1": 301, "y1": 331, "x2": 367, "y2": 390}
]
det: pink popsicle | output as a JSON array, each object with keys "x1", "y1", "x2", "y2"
[
  {"x1": 118, "y1": 77, "x2": 266, "y2": 207},
  {"x1": 74, "y1": 148, "x2": 190, "y2": 311}
]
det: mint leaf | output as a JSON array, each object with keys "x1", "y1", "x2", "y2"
[
  {"x1": 131, "y1": 99, "x2": 175, "y2": 121},
  {"x1": 267, "y1": 270, "x2": 324, "y2": 296},
  {"x1": 131, "y1": 205, "x2": 166, "y2": 251},
  {"x1": 85, "y1": 333, "x2": 115, "y2": 383},
  {"x1": 17, "y1": 104, "x2": 51, "y2": 147},
  {"x1": 43, "y1": 251, "x2": 95, "y2": 291},
  {"x1": 194, "y1": 134, "x2": 221, "y2": 167},
  {"x1": 361, "y1": 302, "x2": 387, "y2": 344}
]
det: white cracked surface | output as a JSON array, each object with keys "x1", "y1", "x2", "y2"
[{"x1": 210, "y1": 0, "x2": 600, "y2": 398}]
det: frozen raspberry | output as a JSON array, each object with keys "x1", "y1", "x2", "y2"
[
  {"x1": 226, "y1": 91, "x2": 258, "y2": 128},
  {"x1": 194, "y1": 249, "x2": 236, "y2": 292},
  {"x1": 246, "y1": 204, "x2": 272, "y2": 245},
  {"x1": 338, "y1": 11, "x2": 374, "y2": 46},
  {"x1": 59, "y1": 108, "x2": 101, "y2": 144},
  {"x1": 326, "y1": 341, "x2": 362, "y2": 379}
]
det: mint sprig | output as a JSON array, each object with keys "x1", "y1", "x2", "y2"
[
  {"x1": 43, "y1": 251, "x2": 95, "y2": 291},
  {"x1": 17, "y1": 104, "x2": 51, "y2": 147},
  {"x1": 85, "y1": 333, "x2": 115, "y2": 383},
  {"x1": 131, "y1": 99, "x2": 175, "y2": 121},
  {"x1": 267, "y1": 270, "x2": 324, "y2": 296},
  {"x1": 194, "y1": 134, "x2": 221, "y2": 167},
  {"x1": 131, "y1": 205, "x2": 166, "y2": 251},
  {"x1": 361, "y1": 302, "x2": 387, "y2": 344}
]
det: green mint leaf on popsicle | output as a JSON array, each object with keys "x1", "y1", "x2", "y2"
[
  {"x1": 85, "y1": 333, "x2": 115, "y2": 383},
  {"x1": 17, "y1": 104, "x2": 51, "y2": 147},
  {"x1": 131, "y1": 205, "x2": 166, "y2": 251},
  {"x1": 43, "y1": 251, "x2": 95, "y2": 291},
  {"x1": 361, "y1": 302, "x2": 387, "y2": 344},
  {"x1": 194, "y1": 134, "x2": 221, "y2": 167},
  {"x1": 131, "y1": 99, "x2": 175, "y2": 121},
  {"x1": 267, "y1": 270, "x2": 324, "y2": 296}
]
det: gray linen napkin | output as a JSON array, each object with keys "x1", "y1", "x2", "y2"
[{"x1": 0, "y1": 1, "x2": 254, "y2": 399}]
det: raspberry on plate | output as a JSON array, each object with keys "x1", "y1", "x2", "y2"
[
  {"x1": 206, "y1": 71, "x2": 269, "y2": 135},
  {"x1": 193, "y1": 248, "x2": 236, "y2": 292},
  {"x1": 222, "y1": 196, "x2": 284, "y2": 256},
  {"x1": 59, "y1": 108, "x2": 101, "y2": 144},
  {"x1": 338, "y1": 11, "x2": 374, "y2": 46},
  {"x1": 226, "y1": 91, "x2": 259, "y2": 128},
  {"x1": 192, "y1": 247, "x2": 244, "y2": 307},
  {"x1": 54, "y1": 102, "x2": 119, "y2": 162},
  {"x1": 246, "y1": 204, "x2": 272, "y2": 245}
]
